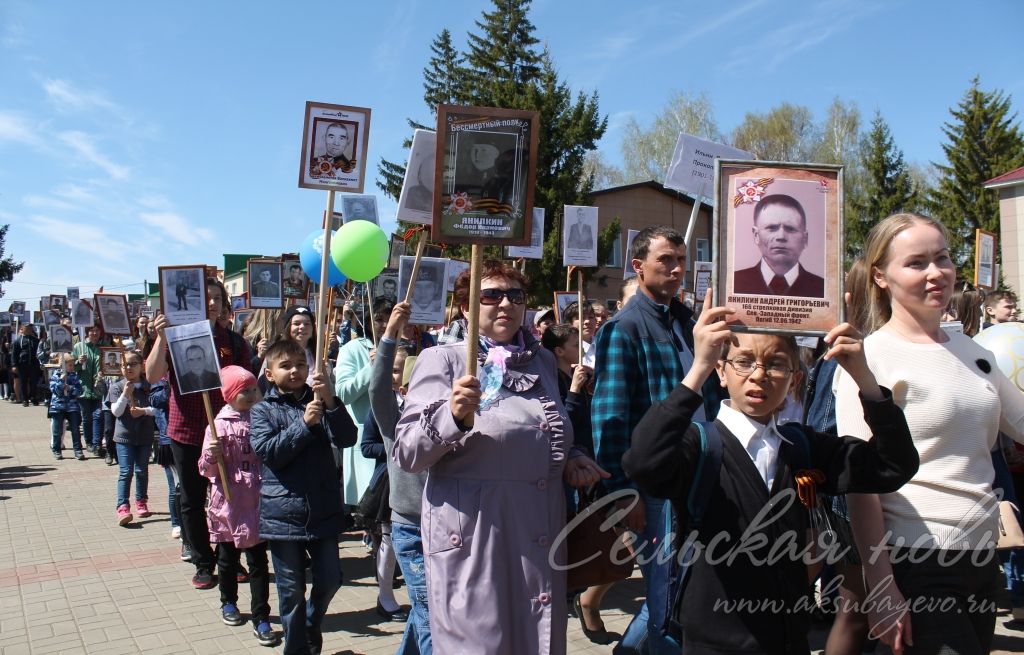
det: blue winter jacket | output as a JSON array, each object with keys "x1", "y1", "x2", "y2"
[{"x1": 250, "y1": 384, "x2": 358, "y2": 540}]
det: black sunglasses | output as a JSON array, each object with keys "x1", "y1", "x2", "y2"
[{"x1": 480, "y1": 288, "x2": 526, "y2": 306}]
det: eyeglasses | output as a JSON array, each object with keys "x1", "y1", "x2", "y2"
[
  {"x1": 480, "y1": 288, "x2": 526, "y2": 306},
  {"x1": 723, "y1": 358, "x2": 794, "y2": 379}
]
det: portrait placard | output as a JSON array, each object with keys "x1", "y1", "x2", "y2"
[
  {"x1": 506, "y1": 208, "x2": 545, "y2": 259},
  {"x1": 165, "y1": 320, "x2": 222, "y2": 395},
  {"x1": 40, "y1": 296, "x2": 51, "y2": 311},
  {"x1": 159, "y1": 265, "x2": 208, "y2": 326},
  {"x1": 49, "y1": 325, "x2": 73, "y2": 354},
  {"x1": 398, "y1": 256, "x2": 449, "y2": 326},
  {"x1": 446, "y1": 259, "x2": 470, "y2": 293},
  {"x1": 18, "y1": 310, "x2": 31, "y2": 325},
  {"x1": 231, "y1": 295, "x2": 247, "y2": 312},
  {"x1": 32, "y1": 311, "x2": 42, "y2": 324},
  {"x1": 665, "y1": 134, "x2": 752, "y2": 197},
  {"x1": 66, "y1": 287, "x2": 80, "y2": 301},
  {"x1": 563, "y1": 205, "x2": 598, "y2": 267},
  {"x1": 8, "y1": 301, "x2": 25, "y2": 314},
  {"x1": 95, "y1": 293, "x2": 131, "y2": 335},
  {"x1": 281, "y1": 257, "x2": 308, "y2": 299},
  {"x1": 70, "y1": 299, "x2": 94, "y2": 328},
  {"x1": 397, "y1": 129, "x2": 437, "y2": 225},
  {"x1": 247, "y1": 259, "x2": 284, "y2": 309},
  {"x1": 100, "y1": 346, "x2": 124, "y2": 376},
  {"x1": 433, "y1": 104, "x2": 539, "y2": 246},
  {"x1": 974, "y1": 228, "x2": 997, "y2": 291},
  {"x1": 623, "y1": 229, "x2": 640, "y2": 280},
  {"x1": 49, "y1": 295, "x2": 67, "y2": 313},
  {"x1": 693, "y1": 261, "x2": 714, "y2": 300},
  {"x1": 340, "y1": 194, "x2": 379, "y2": 225},
  {"x1": 714, "y1": 160, "x2": 843, "y2": 336},
  {"x1": 371, "y1": 268, "x2": 399, "y2": 307},
  {"x1": 43, "y1": 309, "x2": 61, "y2": 326},
  {"x1": 552, "y1": 291, "x2": 579, "y2": 324},
  {"x1": 298, "y1": 101, "x2": 372, "y2": 193},
  {"x1": 0, "y1": 312, "x2": 10, "y2": 327},
  {"x1": 388, "y1": 237, "x2": 407, "y2": 269}
]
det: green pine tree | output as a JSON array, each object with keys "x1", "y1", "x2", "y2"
[
  {"x1": 930, "y1": 76, "x2": 1024, "y2": 276},
  {"x1": 464, "y1": 0, "x2": 542, "y2": 107},
  {"x1": 848, "y1": 112, "x2": 918, "y2": 263},
  {"x1": 0, "y1": 224, "x2": 24, "y2": 299}
]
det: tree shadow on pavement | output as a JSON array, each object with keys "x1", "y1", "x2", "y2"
[{"x1": 0, "y1": 465, "x2": 55, "y2": 492}]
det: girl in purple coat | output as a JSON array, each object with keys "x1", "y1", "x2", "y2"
[{"x1": 199, "y1": 365, "x2": 280, "y2": 648}]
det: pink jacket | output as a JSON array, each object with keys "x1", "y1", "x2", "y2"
[{"x1": 199, "y1": 405, "x2": 263, "y2": 548}]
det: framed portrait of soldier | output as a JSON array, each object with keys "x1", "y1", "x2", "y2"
[
  {"x1": 372, "y1": 268, "x2": 399, "y2": 307},
  {"x1": 507, "y1": 208, "x2": 545, "y2": 260},
  {"x1": 49, "y1": 295, "x2": 68, "y2": 314},
  {"x1": 70, "y1": 299, "x2": 94, "y2": 328},
  {"x1": 100, "y1": 347, "x2": 124, "y2": 376},
  {"x1": 95, "y1": 293, "x2": 131, "y2": 335},
  {"x1": 563, "y1": 205, "x2": 598, "y2": 267},
  {"x1": 43, "y1": 309, "x2": 61, "y2": 326},
  {"x1": 298, "y1": 101, "x2": 372, "y2": 193},
  {"x1": 974, "y1": 229, "x2": 997, "y2": 291},
  {"x1": 714, "y1": 160, "x2": 843, "y2": 336},
  {"x1": 282, "y1": 257, "x2": 308, "y2": 299},
  {"x1": 433, "y1": 104, "x2": 539, "y2": 246},
  {"x1": 50, "y1": 325, "x2": 73, "y2": 354},
  {"x1": 397, "y1": 129, "x2": 437, "y2": 225},
  {"x1": 388, "y1": 237, "x2": 407, "y2": 269},
  {"x1": 165, "y1": 321, "x2": 222, "y2": 395},
  {"x1": 0, "y1": 312, "x2": 10, "y2": 327},
  {"x1": 248, "y1": 259, "x2": 284, "y2": 309},
  {"x1": 159, "y1": 265, "x2": 208, "y2": 326},
  {"x1": 9, "y1": 301, "x2": 25, "y2": 314},
  {"x1": 397, "y1": 256, "x2": 448, "y2": 325},
  {"x1": 340, "y1": 194, "x2": 379, "y2": 225},
  {"x1": 67, "y1": 287, "x2": 80, "y2": 301},
  {"x1": 40, "y1": 296, "x2": 51, "y2": 311},
  {"x1": 552, "y1": 291, "x2": 578, "y2": 323}
]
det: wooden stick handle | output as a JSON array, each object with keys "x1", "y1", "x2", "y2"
[
  {"x1": 314, "y1": 190, "x2": 336, "y2": 400},
  {"x1": 464, "y1": 245, "x2": 483, "y2": 428},
  {"x1": 577, "y1": 268, "x2": 584, "y2": 366},
  {"x1": 202, "y1": 391, "x2": 231, "y2": 503},
  {"x1": 403, "y1": 231, "x2": 429, "y2": 304}
]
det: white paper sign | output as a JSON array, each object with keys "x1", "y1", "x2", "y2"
[
  {"x1": 507, "y1": 208, "x2": 545, "y2": 259},
  {"x1": 66, "y1": 287, "x2": 80, "y2": 301},
  {"x1": 397, "y1": 129, "x2": 437, "y2": 225},
  {"x1": 693, "y1": 261, "x2": 714, "y2": 299},
  {"x1": 165, "y1": 320, "x2": 222, "y2": 395},
  {"x1": 665, "y1": 134, "x2": 752, "y2": 197},
  {"x1": 398, "y1": 256, "x2": 449, "y2": 326},
  {"x1": 562, "y1": 205, "x2": 598, "y2": 267},
  {"x1": 623, "y1": 229, "x2": 640, "y2": 280}
]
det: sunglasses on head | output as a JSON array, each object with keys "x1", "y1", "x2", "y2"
[{"x1": 480, "y1": 288, "x2": 526, "y2": 306}]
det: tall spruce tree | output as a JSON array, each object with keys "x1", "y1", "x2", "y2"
[
  {"x1": 464, "y1": 0, "x2": 542, "y2": 107},
  {"x1": 848, "y1": 112, "x2": 917, "y2": 263},
  {"x1": 0, "y1": 224, "x2": 24, "y2": 299},
  {"x1": 931, "y1": 76, "x2": 1024, "y2": 275}
]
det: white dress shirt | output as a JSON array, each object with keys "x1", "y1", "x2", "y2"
[
  {"x1": 759, "y1": 259, "x2": 799, "y2": 287},
  {"x1": 714, "y1": 400, "x2": 792, "y2": 490}
]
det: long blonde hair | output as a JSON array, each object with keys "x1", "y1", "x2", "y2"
[{"x1": 863, "y1": 212, "x2": 950, "y2": 333}]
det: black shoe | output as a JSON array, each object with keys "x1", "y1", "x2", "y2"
[
  {"x1": 191, "y1": 568, "x2": 215, "y2": 590},
  {"x1": 375, "y1": 600, "x2": 409, "y2": 622},
  {"x1": 180, "y1": 542, "x2": 195, "y2": 562},
  {"x1": 573, "y1": 594, "x2": 615, "y2": 645},
  {"x1": 75, "y1": 452, "x2": 86, "y2": 461},
  {"x1": 252, "y1": 621, "x2": 280, "y2": 647},
  {"x1": 22, "y1": 401, "x2": 29, "y2": 407},
  {"x1": 97, "y1": 446, "x2": 106, "y2": 459},
  {"x1": 221, "y1": 602, "x2": 244, "y2": 626},
  {"x1": 104, "y1": 452, "x2": 114, "y2": 466},
  {"x1": 53, "y1": 451, "x2": 62, "y2": 460}
]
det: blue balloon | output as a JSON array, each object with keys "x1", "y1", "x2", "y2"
[{"x1": 299, "y1": 230, "x2": 347, "y2": 286}]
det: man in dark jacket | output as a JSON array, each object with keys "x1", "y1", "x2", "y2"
[
  {"x1": 11, "y1": 324, "x2": 41, "y2": 406},
  {"x1": 250, "y1": 339, "x2": 357, "y2": 655}
]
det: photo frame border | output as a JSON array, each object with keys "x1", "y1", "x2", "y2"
[
  {"x1": 99, "y1": 346, "x2": 125, "y2": 376},
  {"x1": 49, "y1": 325, "x2": 73, "y2": 354},
  {"x1": 974, "y1": 228, "x2": 997, "y2": 291},
  {"x1": 159, "y1": 265, "x2": 209, "y2": 326},
  {"x1": 247, "y1": 258, "x2": 284, "y2": 309},
  {"x1": 93, "y1": 293, "x2": 132, "y2": 336},
  {"x1": 552, "y1": 291, "x2": 578, "y2": 324},
  {"x1": 298, "y1": 101, "x2": 372, "y2": 193},
  {"x1": 281, "y1": 256, "x2": 309, "y2": 300},
  {"x1": 712, "y1": 159, "x2": 845, "y2": 337}
]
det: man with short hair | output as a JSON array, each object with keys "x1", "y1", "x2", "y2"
[
  {"x1": 591, "y1": 225, "x2": 723, "y2": 649},
  {"x1": 983, "y1": 290, "x2": 1018, "y2": 328},
  {"x1": 251, "y1": 269, "x2": 280, "y2": 299},
  {"x1": 11, "y1": 324, "x2": 41, "y2": 407},
  {"x1": 410, "y1": 267, "x2": 443, "y2": 315},
  {"x1": 71, "y1": 325, "x2": 104, "y2": 450},
  {"x1": 311, "y1": 122, "x2": 356, "y2": 177},
  {"x1": 177, "y1": 344, "x2": 222, "y2": 392},
  {"x1": 567, "y1": 206, "x2": 594, "y2": 250},
  {"x1": 733, "y1": 194, "x2": 824, "y2": 298}
]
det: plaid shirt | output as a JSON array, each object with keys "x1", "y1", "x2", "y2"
[
  {"x1": 166, "y1": 324, "x2": 253, "y2": 446},
  {"x1": 592, "y1": 291, "x2": 721, "y2": 492}
]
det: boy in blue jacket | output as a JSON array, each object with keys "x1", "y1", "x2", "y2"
[{"x1": 250, "y1": 340, "x2": 357, "y2": 655}]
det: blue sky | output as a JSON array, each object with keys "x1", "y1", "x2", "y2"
[{"x1": 2, "y1": 0, "x2": 1022, "y2": 308}]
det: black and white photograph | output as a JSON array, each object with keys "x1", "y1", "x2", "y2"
[
  {"x1": 298, "y1": 101, "x2": 372, "y2": 193},
  {"x1": 95, "y1": 293, "x2": 131, "y2": 335},
  {"x1": 446, "y1": 259, "x2": 470, "y2": 293},
  {"x1": 18, "y1": 310, "x2": 31, "y2": 325},
  {"x1": 43, "y1": 309, "x2": 61, "y2": 327},
  {"x1": 397, "y1": 256, "x2": 448, "y2": 325},
  {"x1": 552, "y1": 291, "x2": 579, "y2": 323},
  {"x1": 71, "y1": 299, "x2": 94, "y2": 328},
  {"x1": 165, "y1": 320, "x2": 222, "y2": 395},
  {"x1": 397, "y1": 128, "x2": 436, "y2": 225},
  {"x1": 8, "y1": 301, "x2": 25, "y2": 314},
  {"x1": 282, "y1": 258, "x2": 308, "y2": 299},
  {"x1": 66, "y1": 287, "x2": 80, "y2": 301},
  {"x1": 40, "y1": 296, "x2": 50, "y2": 311},
  {"x1": 372, "y1": 269, "x2": 399, "y2": 306},
  {"x1": 0, "y1": 312, "x2": 10, "y2": 327},
  {"x1": 975, "y1": 229, "x2": 997, "y2": 290},
  {"x1": 562, "y1": 205, "x2": 598, "y2": 267},
  {"x1": 624, "y1": 229, "x2": 640, "y2": 279},
  {"x1": 100, "y1": 347, "x2": 124, "y2": 376},
  {"x1": 49, "y1": 295, "x2": 67, "y2": 313},
  {"x1": 248, "y1": 259, "x2": 284, "y2": 309},
  {"x1": 693, "y1": 261, "x2": 714, "y2": 300},
  {"x1": 50, "y1": 325, "x2": 73, "y2": 353},
  {"x1": 388, "y1": 237, "x2": 406, "y2": 269},
  {"x1": 159, "y1": 265, "x2": 207, "y2": 326},
  {"x1": 231, "y1": 295, "x2": 247, "y2": 312},
  {"x1": 340, "y1": 194, "x2": 379, "y2": 225},
  {"x1": 507, "y1": 208, "x2": 545, "y2": 259}
]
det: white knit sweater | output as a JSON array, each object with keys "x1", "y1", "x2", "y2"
[{"x1": 835, "y1": 328, "x2": 1024, "y2": 550}]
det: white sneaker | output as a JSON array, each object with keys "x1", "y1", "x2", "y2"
[{"x1": 171, "y1": 526, "x2": 181, "y2": 540}]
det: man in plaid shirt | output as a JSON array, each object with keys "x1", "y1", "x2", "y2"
[{"x1": 591, "y1": 225, "x2": 722, "y2": 650}]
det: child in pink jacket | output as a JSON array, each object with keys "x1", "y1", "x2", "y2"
[{"x1": 199, "y1": 366, "x2": 279, "y2": 647}]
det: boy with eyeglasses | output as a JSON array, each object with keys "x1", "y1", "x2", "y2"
[{"x1": 622, "y1": 289, "x2": 919, "y2": 655}]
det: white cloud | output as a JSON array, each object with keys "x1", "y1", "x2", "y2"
[
  {"x1": 56, "y1": 131, "x2": 129, "y2": 180},
  {"x1": 138, "y1": 211, "x2": 214, "y2": 247},
  {"x1": 24, "y1": 215, "x2": 131, "y2": 262},
  {"x1": 43, "y1": 79, "x2": 118, "y2": 113},
  {"x1": 0, "y1": 111, "x2": 41, "y2": 146},
  {"x1": 22, "y1": 194, "x2": 77, "y2": 211}
]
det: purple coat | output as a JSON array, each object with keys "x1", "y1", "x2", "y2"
[
  {"x1": 395, "y1": 336, "x2": 575, "y2": 655},
  {"x1": 199, "y1": 406, "x2": 263, "y2": 549}
]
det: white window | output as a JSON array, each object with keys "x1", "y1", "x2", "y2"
[
  {"x1": 604, "y1": 232, "x2": 622, "y2": 268},
  {"x1": 696, "y1": 238, "x2": 710, "y2": 263}
]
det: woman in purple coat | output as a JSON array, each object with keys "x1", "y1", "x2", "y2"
[{"x1": 395, "y1": 260, "x2": 608, "y2": 654}]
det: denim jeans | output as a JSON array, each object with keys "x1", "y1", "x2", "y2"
[
  {"x1": 169, "y1": 440, "x2": 214, "y2": 571},
  {"x1": 162, "y1": 465, "x2": 179, "y2": 529},
  {"x1": 217, "y1": 541, "x2": 270, "y2": 624},
  {"x1": 50, "y1": 411, "x2": 83, "y2": 454},
  {"x1": 392, "y1": 521, "x2": 431, "y2": 655},
  {"x1": 78, "y1": 398, "x2": 104, "y2": 448},
  {"x1": 269, "y1": 537, "x2": 343, "y2": 655},
  {"x1": 115, "y1": 442, "x2": 151, "y2": 509}
]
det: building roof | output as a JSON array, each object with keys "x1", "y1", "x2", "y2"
[
  {"x1": 587, "y1": 179, "x2": 714, "y2": 211},
  {"x1": 224, "y1": 253, "x2": 264, "y2": 278},
  {"x1": 984, "y1": 165, "x2": 1024, "y2": 190}
]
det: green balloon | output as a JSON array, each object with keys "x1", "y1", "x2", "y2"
[{"x1": 330, "y1": 220, "x2": 389, "y2": 282}]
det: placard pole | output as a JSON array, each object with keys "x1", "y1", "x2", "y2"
[
  {"x1": 577, "y1": 268, "x2": 584, "y2": 365},
  {"x1": 464, "y1": 245, "x2": 483, "y2": 428},
  {"x1": 202, "y1": 391, "x2": 231, "y2": 502},
  {"x1": 314, "y1": 190, "x2": 336, "y2": 400},
  {"x1": 403, "y1": 231, "x2": 429, "y2": 304}
]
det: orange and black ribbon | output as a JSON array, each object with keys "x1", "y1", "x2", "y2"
[{"x1": 794, "y1": 469, "x2": 826, "y2": 508}]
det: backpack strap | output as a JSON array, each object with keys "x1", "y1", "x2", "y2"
[
  {"x1": 662, "y1": 420, "x2": 724, "y2": 645},
  {"x1": 778, "y1": 422, "x2": 811, "y2": 471}
]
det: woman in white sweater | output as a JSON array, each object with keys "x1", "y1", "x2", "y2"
[{"x1": 835, "y1": 213, "x2": 1024, "y2": 655}]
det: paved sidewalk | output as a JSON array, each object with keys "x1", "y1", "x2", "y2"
[{"x1": 2, "y1": 400, "x2": 1023, "y2": 654}]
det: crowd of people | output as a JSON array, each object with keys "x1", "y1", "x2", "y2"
[{"x1": 2, "y1": 215, "x2": 1024, "y2": 655}]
